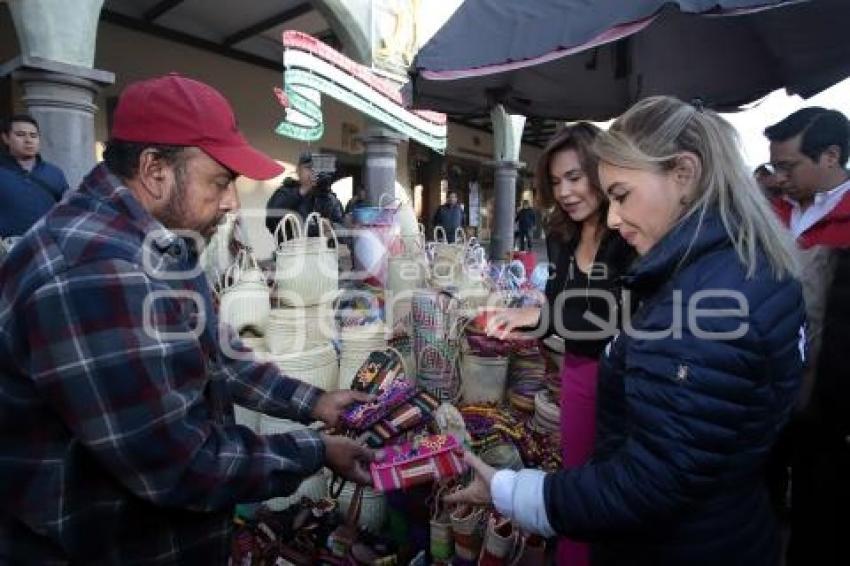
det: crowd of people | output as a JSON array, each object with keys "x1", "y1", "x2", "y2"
[{"x1": 0, "y1": 72, "x2": 848, "y2": 565}]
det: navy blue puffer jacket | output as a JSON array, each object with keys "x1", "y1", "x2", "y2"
[{"x1": 543, "y1": 209, "x2": 804, "y2": 565}]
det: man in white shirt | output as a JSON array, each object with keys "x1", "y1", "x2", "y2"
[
  {"x1": 767, "y1": 107, "x2": 850, "y2": 238},
  {"x1": 765, "y1": 107, "x2": 850, "y2": 566}
]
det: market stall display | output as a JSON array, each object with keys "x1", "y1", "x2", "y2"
[{"x1": 217, "y1": 213, "x2": 560, "y2": 565}]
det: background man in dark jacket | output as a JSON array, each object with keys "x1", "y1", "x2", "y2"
[
  {"x1": 265, "y1": 151, "x2": 343, "y2": 240},
  {"x1": 0, "y1": 114, "x2": 70, "y2": 237},
  {"x1": 515, "y1": 200, "x2": 537, "y2": 251},
  {"x1": 433, "y1": 189, "x2": 464, "y2": 242},
  {"x1": 766, "y1": 107, "x2": 850, "y2": 566}
]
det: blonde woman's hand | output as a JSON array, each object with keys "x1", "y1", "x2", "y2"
[
  {"x1": 479, "y1": 306, "x2": 541, "y2": 340},
  {"x1": 443, "y1": 451, "x2": 496, "y2": 506}
]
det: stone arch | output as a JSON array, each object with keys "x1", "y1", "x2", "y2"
[{"x1": 310, "y1": 0, "x2": 372, "y2": 65}]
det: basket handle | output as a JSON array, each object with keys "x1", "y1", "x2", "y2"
[
  {"x1": 401, "y1": 234, "x2": 426, "y2": 256},
  {"x1": 322, "y1": 217, "x2": 340, "y2": 250},
  {"x1": 384, "y1": 345, "x2": 411, "y2": 381},
  {"x1": 234, "y1": 248, "x2": 256, "y2": 272},
  {"x1": 304, "y1": 211, "x2": 324, "y2": 238},
  {"x1": 507, "y1": 534, "x2": 528, "y2": 566},
  {"x1": 430, "y1": 482, "x2": 454, "y2": 521},
  {"x1": 454, "y1": 227, "x2": 467, "y2": 246},
  {"x1": 273, "y1": 212, "x2": 303, "y2": 245},
  {"x1": 463, "y1": 246, "x2": 488, "y2": 276},
  {"x1": 448, "y1": 312, "x2": 475, "y2": 343},
  {"x1": 221, "y1": 261, "x2": 242, "y2": 291},
  {"x1": 433, "y1": 225, "x2": 447, "y2": 243},
  {"x1": 346, "y1": 484, "x2": 364, "y2": 528},
  {"x1": 303, "y1": 212, "x2": 340, "y2": 250},
  {"x1": 210, "y1": 267, "x2": 225, "y2": 298}
]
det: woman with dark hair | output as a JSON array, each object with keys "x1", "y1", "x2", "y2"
[{"x1": 487, "y1": 123, "x2": 634, "y2": 566}]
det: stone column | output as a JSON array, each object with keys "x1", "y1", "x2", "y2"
[
  {"x1": 487, "y1": 104, "x2": 526, "y2": 261},
  {"x1": 2, "y1": 0, "x2": 113, "y2": 189},
  {"x1": 359, "y1": 126, "x2": 405, "y2": 205},
  {"x1": 7, "y1": 0, "x2": 106, "y2": 68},
  {"x1": 1, "y1": 58, "x2": 114, "y2": 189},
  {"x1": 486, "y1": 159, "x2": 523, "y2": 262}
]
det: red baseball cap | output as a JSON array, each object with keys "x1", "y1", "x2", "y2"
[{"x1": 111, "y1": 73, "x2": 283, "y2": 180}]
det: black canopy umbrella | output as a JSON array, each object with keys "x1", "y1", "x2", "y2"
[{"x1": 406, "y1": 0, "x2": 850, "y2": 119}]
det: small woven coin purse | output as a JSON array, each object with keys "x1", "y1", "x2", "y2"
[
  {"x1": 350, "y1": 350, "x2": 403, "y2": 394},
  {"x1": 340, "y1": 376, "x2": 417, "y2": 431},
  {"x1": 370, "y1": 435, "x2": 466, "y2": 492}
]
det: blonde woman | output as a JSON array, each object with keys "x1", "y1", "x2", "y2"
[{"x1": 447, "y1": 96, "x2": 805, "y2": 565}]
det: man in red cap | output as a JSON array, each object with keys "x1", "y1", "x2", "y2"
[{"x1": 0, "y1": 74, "x2": 375, "y2": 564}]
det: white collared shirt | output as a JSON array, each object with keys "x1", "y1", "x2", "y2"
[{"x1": 786, "y1": 177, "x2": 850, "y2": 239}]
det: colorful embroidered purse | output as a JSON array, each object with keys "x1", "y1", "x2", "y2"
[
  {"x1": 350, "y1": 350, "x2": 404, "y2": 394},
  {"x1": 370, "y1": 435, "x2": 466, "y2": 493},
  {"x1": 341, "y1": 376, "x2": 417, "y2": 431},
  {"x1": 361, "y1": 390, "x2": 440, "y2": 447}
]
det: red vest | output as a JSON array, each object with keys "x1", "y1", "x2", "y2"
[{"x1": 772, "y1": 191, "x2": 850, "y2": 249}]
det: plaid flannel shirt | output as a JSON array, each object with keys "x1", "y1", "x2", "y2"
[{"x1": 0, "y1": 164, "x2": 325, "y2": 564}]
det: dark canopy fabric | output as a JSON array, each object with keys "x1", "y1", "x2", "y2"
[{"x1": 406, "y1": 0, "x2": 850, "y2": 119}]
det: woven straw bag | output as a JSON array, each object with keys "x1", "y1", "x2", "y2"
[
  {"x1": 411, "y1": 289, "x2": 458, "y2": 361},
  {"x1": 337, "y1": 323, "x2": 389, "y2": 389},
  {"x1": 429, "y1": 226, "x2": 465, "y2": 288},
  {"x1": 265, "y1": 301, "x2": 336, "y2": 355},
  {"x1": 398, "y1": 223, "x2": 426, "y2": 259},
  {"x1": 379, "y1": 192, "x2": 419, "y2": 240},
  {"x1": 454, "y1": 246, "x2": 491, "y2": 309},
  {"x1": 430, "y1": 230, "x2": 488, "y2": 293},
  {"x1": 459, "y1": 349, "x2": 509, "y2": 405},
  {"x1": 274, "y1": 214, "x2": 338, "y2": 307},
  {"x1": 272, "y1": 213, "x2": 305, "y2": 251},
  {"x1": 480, "y1": 513, "x2": 521, "y2": 564},
  {"x1": 218, "y1": 249, "x2": 270, "y2": 336},
  {"x1": 386, "y1": 236, "x2": 428, "y2": 297},
  {"x1": 531, "y1": 389, "x2": 561, "y2": 434},
  {"x1": 417, "y1": 343, "x2": 460, "y2": 403},
  {"x1": 336, "y1": 482, "x2": 386, "y2": 534},
  {"x1": 303, "y1": 212, "x2": 340, "y2": 252},
  {"x1": 429, "y1": 485, "x2": 454, "y2": 563},
  {"x1": 387, "y1": 295, "x2": 413, "y2": 336},
  {"x1": 389, "y1": 333, "x2": 415, "y2": 384},
  {"x1": 450, "y1": 504, "x2": 485, "y2": 562},
  {"x1": 266, "y1": 342, "x2": 339, "y2": 391}
]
